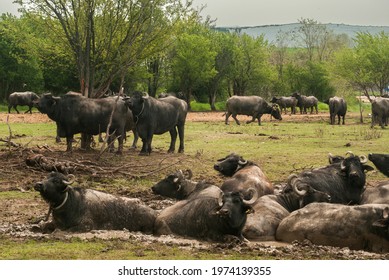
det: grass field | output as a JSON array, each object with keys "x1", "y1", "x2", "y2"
[{"x1": 0, "y1": 106, "x2": 388, "y2": 259}]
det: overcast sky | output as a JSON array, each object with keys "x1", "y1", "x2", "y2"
[{"x1": 1, "y1": 0, "x2": 388, "y2": 27}]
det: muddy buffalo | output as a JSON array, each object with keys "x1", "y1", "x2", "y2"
[
  {"x1": 360, "y1": 181, "x2": 389, "y2": 205},
  {"x1": 326, "y1": 96, "x2": 347, "y2": 125},
  {"x1": 292, "y1": 92, "x2": 318, "y2": 114},
  {"x1": 154, "y1": 186, "x2": 256, "y2": 242},
  {"x1": 8, "y1": 91, "x2": 39, "y2": 114},
  {"x1": 34, "y1": 172, "x2": 156, "y2": 233},
  {"x1": 271, "y1": 96, "x2": 297, "y2": 114},
  {"x1": 276, "y1": 203, "x2": 389, "y2": 253},
  {"x1": 371, "y1": 97, "x2": 389, "y2": 128},
  {"x1": 225, "y1": 95, "x2": 282, "y2": 125}
]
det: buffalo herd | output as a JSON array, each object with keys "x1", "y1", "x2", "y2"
[{"x1": 5, "y1": 90, "x2": 389, "y2": 253}]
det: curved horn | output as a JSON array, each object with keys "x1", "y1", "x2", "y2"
[
  {"x1": 328, "y1": 153, "x2": 334, "y2": 164},
  {"x1": 142, "y1": 92, "x2": 149, "y2": 99},
  {"x1": 292, "y1": 181, "x2": 308, "y2": 196},
  {"x1": 62, "y1": 174, "x2": 75, "y2": 185},
  {"x1": 242, "y1": 187, "x2": 259, "y2": 205},
  {"x1": 184, "y1": 169, "x2": 193, "y2": 180},
  {"x1": 238, "y1": 158, "x2": 248, "y2": 165},
  {"x1": 217, "y1": 192, "x2": 224, "y2": 207},
  {"x1": 346, "y1": 151, "x2": 354, "y2": 157},
  {"x1": 340, "y1": 160, "x2": 347, "y2": 171},
  {"x1": 359, "y1": 155, "x2": 368, "y2": 164}
]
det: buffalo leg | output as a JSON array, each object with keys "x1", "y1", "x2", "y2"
[
  {"x1": 8, "y1": 105, "x2": 11, "y2": 113},
  {"x1": 225, "y1": 112, "x2": 232, "y2": 125},
  {"x1": 129, "y1": 129, "x2": 138, "y2": 149},
  {"x1": 25, "y1": 106, "x2": 33, "y2": 114},
  {"x1": 231, "y1": 114, "x2": 240, "y2": 125},
  {"x1": 168, "y1": 128, "x2": 177, "y2": 153},
  {"x1": 66, "y1": 136, "x2": 73, "y2": 152},
  {"x1": 177, "y1": 125, "x2": 185, "y2": 153},
  {"x1": 13, "y1": 105, "x2": 20, "y2": 114}
]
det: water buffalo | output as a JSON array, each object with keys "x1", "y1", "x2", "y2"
[
  {"x1": 369, "y1": 153, "x2": 389, "y2": 177},
  {"x1": 225, "y1": 95, "x2": 282, "y2": 125},
  {"x1": 371, "y1": 97, "x2": 389, "y2": 128},
  {"x1": 125, "y1": 91, "x2": 188, "y2": 155},
  {"x1": 271, "y1": 96, "x2": 297, "y2": 114},
  {"x1": 35, "y1": 93, "x2": 137, "y2": 153},
  {"x1": 154, "y1": 186, "x2": 256, "y2": 242},
  {"x1": 151, "y1": 170, "x2": 213, "y2": 200},
  {"x1": 292, "y1": 92, "x2": 318, "y2": 114},
  {"x1": 34, "y1": 172, "x2": 156, "y2": 233},
  {"x1": 8, "y1": 91, "x2": 39, "y2": 114},
  {"x1": 326, "y1": 96, "x2": 347, "y2": 125},
  {"x1": 360, "y1": 181, "x2": 389, "y2": 204},
  {"x1": 276, "y1": 202, "x2": 389, "y2": 253},
  {"x1": 242, "y1": 174, "x2": 331, "y2": 241},
  {"x1": 214, "y1": 153, "x2": 274, "y2": 200},
  {"x1": 288, "y1": 152, "x2": 373, "y2": 204}
]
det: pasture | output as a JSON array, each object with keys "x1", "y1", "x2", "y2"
[{"x1": 0, "y1": 109, "x2": 389, "y2": 260}]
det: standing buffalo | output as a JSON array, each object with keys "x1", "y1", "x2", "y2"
[
  {"x1": 242, "y1": 174, "x2": 331, "y2": 240},
  {"x1": 225, "y1": 95, "x2": 282, "y2": 125},
  {"x1": 271, "y1": 96, "x2": 297, "y2": 114},
  {"x1": 35, "y1": 93, "x2": 137, "y2": 153},
  {"x1": 368, "y1": 153, "x2": 389, "y2": 177},
  {"x1": 154, "y1": 186, "x2": 256, "y2": 241},
  {"x1": 214, "y1": 153, "x2": 274, "y2": 200},
  {"x1": 125, "y1": 91, "x2": 188, "y2": 155},
  {"x1": 371, "y1": 97, "x2": 389, "y2": 128},
  {"x1": 34, "y1": 172, "x2": 156, "y2": 233},
  {"x1": 326, "y1": 96, "x2": 347, "y2": 125},
  {"x1": 276, "y1": 203, "x2": 389, "y2": 253},
  {"x1": 8, "y1": 91, "x2": 39, "y2": 114},
  {"x1": 288, "y1": 152, "x2": 373, "y2": 204},
  {"x1": 292, "y1": 92, "x2": 318, "y2": 114}
]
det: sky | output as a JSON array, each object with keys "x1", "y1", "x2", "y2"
[{"x1": 1, "y1": 0, "x2": 388, "y2": 27}]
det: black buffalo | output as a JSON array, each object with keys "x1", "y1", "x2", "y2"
[
  {"x1": 154, "y1": 186, "x2": 256, "y2": 241},
  {"x1": 371, "y1": 97, "x2": 389, "y2": 128},
  {"x1": 292, "y1": 92, "x2": 318, "y2": 114},
  {"x1": 35, "y1": 93, "x2": 137, "y2": 153},
  {"x1": 242, "y1": 174, "x2": 331, "y2": 240},
  {"x1": 151, "y1": 169, "x2": 213, "y2": 200},
  {"x1": 288, "y1": 152, "x2": 373, "y2": 204},
  {"x1": 368, "y1": 153, "x2": 389, "y2": 177},
  {"x1": 271, "y1": 96, "x2": 297, "y2": 114},
  {"x1": 214, "y1": 153, "x2": 274, "y2": 200},
  {"x1": 125, "y1": 91, "x2": 188, "y2": 155},
  {"x1": 34, "y1": 172, "x2": 156, "y2": 233},
  {"x1": 276, "y1": 202, "x2": 389, "y2": 253},
  {"x1": 225, "y1": 95, "x2": 282, "y2": 125},
  {"x1": 8, "y1": 91, "x2": 39, "y2": 114},
  {"x1": 326, "y1": 96, "x2": 347, "y2": 125}
]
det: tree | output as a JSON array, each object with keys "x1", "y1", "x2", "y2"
[{"x1": 17, "y1": 0, "x2": 192, "y2": 97}]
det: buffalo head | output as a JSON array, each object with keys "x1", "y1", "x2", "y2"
[
  {"x1": 151, "y1": 169, "x2": 193, "y2": 199},
  {"x1": 214, "y1": 153, "x2": 249, "y2": 176}
]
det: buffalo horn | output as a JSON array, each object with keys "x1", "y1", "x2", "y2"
[
  {"x1": 184, "y1": 169, "x2": 193, "y2": 180},
  {"x1": 217, "y1": 192, "x2": 224, "y2": 207},
  {"x1": 359, "y1": 155, "x2": 368, "y2": 164},
  {"x1": 292, "y1": 181, "x2": 308, "y2": 196},
  {"x1": 142, "y1": 92, "x2": 149, "y2": 99},
  {"x1": 238, "y1": 158, "x2": 248, "y2": 165},
  {"x1": 345, "y1": 151, "x2": 354, "y2": 157},
  {"x1": 328, "y1": 153, "x2": 334, "y2": 163},
  {"x1": 242, "y1": 187, "x2": 258, "y2": 205},
  {"x1": 62, "y1": 174, "x2": 75, "y2": 185}
]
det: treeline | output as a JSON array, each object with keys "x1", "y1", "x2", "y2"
[{"x1": 1, "y1": 1, "x2": 389, "y2": 110}]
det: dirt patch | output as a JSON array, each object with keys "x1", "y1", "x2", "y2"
[{"x1": 0, "y1": 111, "x2": 388, "y2": 260}]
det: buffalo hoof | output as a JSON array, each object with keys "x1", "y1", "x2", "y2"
[{"x1": 139, "y1": 151, "x2": 150, "y2": 156}]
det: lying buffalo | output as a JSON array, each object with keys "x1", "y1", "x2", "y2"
[
  {"x1": 288, "y1": 152, "x2": 373, "y2": 204},
  {"x1": 276, "y1": 203, "x2": 389, "y2": 253},
  {"x1": 125, "y1": 91, "x2": 188, "y2": 155},
  {"x1": 8, "y1": 91, "x2": 39, "y2": 114},
  {"x1": 214, "y1": 153, "x2": 274, "y2": 200},
  {"x1": 151, "y1": 170, "x2": 211, "y2": 200},
  {"x1": 34, "y1": 172, "x2": 156, "y2": 233},
  {"x1": 242, "y1": 174, "x2": 331, "y2": 241},
  {"x1": 368, "y1": 153, "x2": 389, "y2": 177},
  {"x1": 225, "y1": 95, "x2": 282, "y2": 125},
  {"x1": 154, "y1": 186, "x2": 256, "y2": 242},
  {"x1": 360, "y1": 181, "x2": 389, "y2": 204},
  {"x1": 35, "y1": 93, "x2": 137, "y2": 153}
]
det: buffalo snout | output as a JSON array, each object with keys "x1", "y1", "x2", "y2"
[
  {"x1": 213, "y1": 164, "x2": 222, "y2": 172},
  {"x1": 34, "y1": 182, "x2": 43, "y2": 192}
]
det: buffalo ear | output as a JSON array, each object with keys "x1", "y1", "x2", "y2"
[
  {"x1": 363, "y1": 165, "x2": 375, "y2": 172},
  {"x1": 245, "y1": 206, "x2": 254, "y2": 214}
]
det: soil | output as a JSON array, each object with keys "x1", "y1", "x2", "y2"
[{"x1": 1, "y1": 111, "x2": 388, "y2": 260}]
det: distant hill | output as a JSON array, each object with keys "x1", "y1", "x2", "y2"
[{"x1": 214, "y1": 23, "x2": 389, "y2": 47}]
